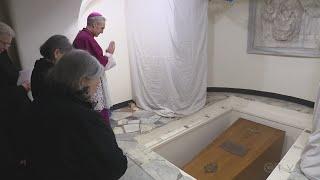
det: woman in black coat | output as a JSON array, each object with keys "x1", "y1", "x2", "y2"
[
  {"x1": 31, "y1": 35, "x2": 72, "y2": 100},
  {"x1": 28, "y1": 50, "x2": 127, "y2": 180}
]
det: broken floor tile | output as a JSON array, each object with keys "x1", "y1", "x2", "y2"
[
  {"x1": 116, "y1": 132, "x2": 139, "y2": 141},
  {"x1": 113, "y1": 127, "x2": 124, "y2": 135},
  {"x1": 140, "y1": 124, "x2": 154, "y2": 134},
  {"x1": 111, "y1": 112, "x2": 132, "y2": 121},
  {"x1": 117, "y1": 119, "x2": 128, "y2": 126},
  {"x1": 128, "y1": 120, "x2": 141, "y2": 124},
  {"x1": 124, "y1": 124, "x2": 140, "y2": 133}
]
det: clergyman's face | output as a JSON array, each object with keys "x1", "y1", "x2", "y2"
[
  {"x1": 0, "y1": 34, "x2": 12, "y2": 53},
  {"x1": 93, "y1": 21, "x2": 105, "y2": 37}
]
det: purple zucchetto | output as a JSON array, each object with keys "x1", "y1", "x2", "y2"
[{"x1": 87, "y1": 12, "x2": 103, "y2": 20}]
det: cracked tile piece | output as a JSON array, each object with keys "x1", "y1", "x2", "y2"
[
  {"x1": 140, "y1": 124, "x2": 154, "y2": 134},
  {"x1": 116, "y1": 133, "x2": 139, "y2": 141},
  {"x1": 117, "y1": 119, "x2": 128, "y2": 126},
  {"x1": 113, "y1": 127, "x2": 124, "y2": 135},
  {"x1": 111, "y1": 112, "x2": 132, "y2": 121},
  {"x1": 124, "y1": 124, "x2": 140, "y2": 133},
  {"x1": 128, "y1": 120, "x2": 141, "y2": 124}
]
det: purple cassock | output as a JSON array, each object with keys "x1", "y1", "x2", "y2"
[
  {"x1": 73, "y1": 28, "x2": 108, "y2": 67},
  {"x1": 73, "y1": 28, "x2": 110, "y2": 123}
]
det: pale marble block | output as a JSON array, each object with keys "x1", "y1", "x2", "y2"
[
  {"x1": 128, "y1": 120, "x2": 141, "y2": 124},
  {"x1": 124, "y1": 124, "x2": 140, "y2": 133},
  {"x1": 113, "y1": 127, "x2": 124, "y2": 135},
  {"x1": 117, "y1": 119, "x2": 128, "y2": 126},
  {"x1": 140, "y1": 124, "x2": 154, "y2": 134},
  {"x1": 111, "y1": 112, "x2": 133, "y2": 121}
]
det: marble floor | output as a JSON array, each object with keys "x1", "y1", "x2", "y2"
[{"x1": 111, "y1": 92, "x2": 313, "y2": 137}]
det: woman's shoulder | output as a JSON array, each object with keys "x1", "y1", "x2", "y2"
[
  {"x1": 57, "y1": 97, "x2": 101, "y2": 119},
  {"x1": 63, "y1": 99, "x2": 108, "y2": 128},
  {"x1": 0, "y1": 51, "x2": 14, "y2": 68},
  {"x1": 33, "y1": 96, "x2": 102, "y2": 122},
  {"x1": 34, "y1": 58, "x2": 54, "y2": 69}
]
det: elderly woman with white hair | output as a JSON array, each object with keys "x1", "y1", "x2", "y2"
[
  {"x1": 0, "y1": 21, "x2": 31, "y2": 177},
  {"x1": 28, "y1": 49, "x2": 127, "y2": 180}
]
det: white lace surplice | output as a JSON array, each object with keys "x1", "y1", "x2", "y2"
[{"x1": 91, "y1": 54, "x2": 116, "y2": 111}]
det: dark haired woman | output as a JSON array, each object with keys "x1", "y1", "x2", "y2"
[{"x1": 31, "y1": 35, "x2": 72, "y2": 100}]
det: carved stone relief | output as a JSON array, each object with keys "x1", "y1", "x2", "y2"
[{"x1": 248, "y1": 0, "x2": 320, "y2": 57}]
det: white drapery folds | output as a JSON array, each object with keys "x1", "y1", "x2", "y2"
[
  {"x1": 125, "y1": 0, "x2": 208, "y2": 117},
  {"x1": 300, "y1": 84, "x2": 320, "y2": 180}
]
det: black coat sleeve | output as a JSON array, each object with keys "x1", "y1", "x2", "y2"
[
  {"x1": 83, "y1": 115, "x2": 128, "y2": 180},
  {"x1": 31, "y1": 59, "x2": 53, "y2": 100},
  {"x1": 31, "y1": 65, "x2": 41, "y2": 100}
]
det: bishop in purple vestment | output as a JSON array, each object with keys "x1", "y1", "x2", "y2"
[{"x1": 73, "y1": 12, "x2": 116, "y2": 123}]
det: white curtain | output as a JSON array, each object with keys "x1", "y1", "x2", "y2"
[{"x1": 125, "y1": 0, "x2": 208, "y2": 117}]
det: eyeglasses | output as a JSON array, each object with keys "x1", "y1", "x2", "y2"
[{"x1": 0, "y1": 40, "x2": 11, "y2": 47}]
